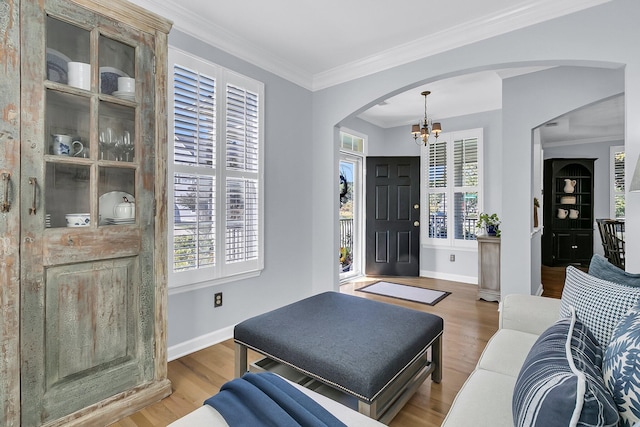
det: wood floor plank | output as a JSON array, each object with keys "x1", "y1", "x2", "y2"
[{"x1": 111, "y1": 273, "x2": 562, "y2": 426}]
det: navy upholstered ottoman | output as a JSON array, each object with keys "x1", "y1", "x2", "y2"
[{"x1": 234, "y1": 291, "x2": 443, "y2": 423}]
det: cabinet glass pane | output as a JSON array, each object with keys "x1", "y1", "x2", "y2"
[
  {"x1": 99, "y1": 36, "x2": 135, "y2": 97},
  {"x1": 99, "y1": 167, "x2": 135, "y2": 225},
  {"x1": 99, "y1": 102, "x2": 135, "y2": 162},
  {"x1": 46, "y1": 90, "x2": 90, "y2": 157},
  {"x1": 45, "y1": 164, "x2": 91, "y2": 228},
  {"x1": 46, "y1": 16, "x2": 90, "y2": 89}
]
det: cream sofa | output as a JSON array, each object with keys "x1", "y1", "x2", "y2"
[{"x1": 442, "y1": 294, "x2": 562, "y2": 426}]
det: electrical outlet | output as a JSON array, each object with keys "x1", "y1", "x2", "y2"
[
  {"x1": 450, "y1": 254, "x2": 455, "y2": 262},
  {"x1": 214, "y1": 292, "x2": 223, "y2": 307}
]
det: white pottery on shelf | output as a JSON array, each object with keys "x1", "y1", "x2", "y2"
[{"x1": 563, "y1": 179, "x2": 577, "y2": 193}]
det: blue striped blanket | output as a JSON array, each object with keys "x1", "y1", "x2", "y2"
[{"x1": 204, "y1": 372, "x2": 347, "y2": 427}]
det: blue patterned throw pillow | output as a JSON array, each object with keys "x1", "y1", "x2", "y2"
[
  {"x1": 560, "y1": 266, "x2": 640, "y2": 349},
  {"x1": 589, "y1": 254, "x2": 640, "y2": 288},
  {"x1": 603, "y1": 303, "x2": 640, "y2": 427},
  {"x1": 513, "y1": 308, "x2": 619, "y2": 427}
]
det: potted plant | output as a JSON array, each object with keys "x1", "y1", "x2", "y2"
[{"x1": 476, "y1": 213, "x2": 501, "y2": 237}]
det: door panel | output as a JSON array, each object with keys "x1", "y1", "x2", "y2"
[{"x1": 366, "y1": 157, "x2": 420, "y2": 276}]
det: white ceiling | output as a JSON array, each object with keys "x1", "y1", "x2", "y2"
[{"x1": 130, "y1": 0, "x2": 621, "y2": 144}]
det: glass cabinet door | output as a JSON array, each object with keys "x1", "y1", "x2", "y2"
[{"x1": 44, "y1": 15, "x2": 138, "y2": 228}]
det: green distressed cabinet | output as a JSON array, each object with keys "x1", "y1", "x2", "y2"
[{"x1": 0, "y1": 0, "x2": 172, "y2": 425}]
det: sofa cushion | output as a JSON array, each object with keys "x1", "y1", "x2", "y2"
[
  {"x1": 560, "y1": 266, "x2": 640, "y2": 348},
  {"x1": 477, "y1": 329, "x2": 540, "y2": 378},
  {"x1": 588, "y1": 253, "x2": 640, "y2": 287},
  {"x1": 603, "y1": 302, "x2": 640, "y2": 427},
  {"x1": 512, "y1": 309, "x2": 618, "y2": 427},
  {"x1": 441, "y1": 369, "x2": 516, "y2": 426}
]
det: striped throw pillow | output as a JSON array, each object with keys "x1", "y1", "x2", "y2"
[{"x1": 512, "y1": 308, "x2": 618, "y2": 427}]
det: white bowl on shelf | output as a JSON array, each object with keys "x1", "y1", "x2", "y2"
[
  {"x1": 100, "y1": 67, "x2": 129, "y2": 95},
  {"x1": 65, "y1": 213, "x2": 90, "y2": 227}
]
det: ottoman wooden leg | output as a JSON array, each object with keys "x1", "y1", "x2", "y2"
[
  {"x1": 432, "y1": 334, "x2": 442, "y2": 383},
  {"x1": 235, "y1": 342, "x2": 248, "y2": 378}
]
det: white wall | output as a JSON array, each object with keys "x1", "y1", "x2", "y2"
[
  {"x1": 166, "y1": 31, "x2": 315, "y2": 357},
  {"x1": 166, "y1": 0, "x2": 640, "y2": 357},
  {"x1": 311, "y1": 0, "x2": 640, "y2": 301},
  {"x1": 503, "y1": 66, "x2": 624, "y2": 294}
]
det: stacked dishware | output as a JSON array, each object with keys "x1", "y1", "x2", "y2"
[
  {"x1": 113, "y1": 77, "x2": 135, "y2": 101},
  {"x1": 45, "y1": 213, "x2": 51, "y2": 228}
]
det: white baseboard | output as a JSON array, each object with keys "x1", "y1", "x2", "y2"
[
  {"x1": 420, "y1": 270, "x2": 477, "y2": 285},
  {"x1": 168, "y1": 325, "x2": 234, "y2": 361}
]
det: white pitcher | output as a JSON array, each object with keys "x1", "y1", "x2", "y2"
[
  {"x1": 563, "y1": 179, "x2": 577, "y2": 193},
  {"x1": 557, "y1": 208, "x2": 568, "y2": 219},
  {"x1": 569, "y1": 209, "x2": 579, "y2": 219}
]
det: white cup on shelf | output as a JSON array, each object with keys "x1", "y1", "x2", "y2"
[
  {"x1": 67, "y1": 62, "x2": 91, "y2": 90},
  {"x1": 117, "y1": 77, "x2": 135, "y2": 93}
]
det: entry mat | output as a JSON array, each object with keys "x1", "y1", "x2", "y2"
[{"x1": 356, "y1": 281, "x2": 450, "y2": 306}]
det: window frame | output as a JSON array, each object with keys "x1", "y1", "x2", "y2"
[
  {"x1": 610, "y1": 145, "x2": 625, "y2": 219},
  {"x1": 168, "y1": 47, "x2": 265, "y2": 292},
  {"x1": 421, "y1": 128, "x2": 484, "y2": 248}
]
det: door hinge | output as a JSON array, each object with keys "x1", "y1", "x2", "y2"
[{"x1": 152, "y1": 56, "x2": 156, "y2": 75}]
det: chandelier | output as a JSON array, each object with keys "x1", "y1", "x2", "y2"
[{"x1": 411, "y1": 90, "x2": 442, "y2": 146}]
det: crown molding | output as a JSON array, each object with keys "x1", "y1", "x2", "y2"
[
  {"x1": 128, "y1": 0, "x2": 314, "y2": 89},
  {"x1": 312, "y1": 0, "x2": 613, "y2": 90},
  {"x1": 542, "y1": 133, "x2": 625, "y2": 148},
  {"x1": 130, "y1": 0, "x2": 612, "y2": 92}
]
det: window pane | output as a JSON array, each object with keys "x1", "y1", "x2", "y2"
[
  {"x1": 173, "y1": 174, "x2": 215, "y2": 271},
  {"x1": 173, "y1": 65, "x2": 216, "y2": 167},
  {"x1": 428, "y1": 140, "x2": 447, "y2": 188},
  {"x1": 429, "y1": 193, "x2": 447, "y2": 239},
  {"x1": 615, "y1": 194, "x2": 625, "y2": 219},
  {"x1": 454, "y1": 137, "x2": 478, "y2": 187},
  {"x1": 454, "y1": 192, "x2": 478, "y2": 240},
  {"x1": 614, "y1": 151, "x2": 625, "y2": 193},
  {"x1": 226, "y1": 84, "x2": 259, "y2": 172},
  {"x1": 226, "y1": 178, "x2": 259, "y2": 263}
]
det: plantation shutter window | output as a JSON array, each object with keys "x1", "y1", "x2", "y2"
[
  {"x1": 168, "y1": 49, "x2": 264, "y2": 290},
  {"x1": 422, "y1": 129, "x2": 483, "y2": 247},
  {"x1": 453, "y1": 137, "x2": 478, "y2": 241},
  {"x1": 428, "y1": 140, "x2": 447, "y2": 239},
  {"x1": 611, "y1": 147, "x2": 625, "y2": 219}
]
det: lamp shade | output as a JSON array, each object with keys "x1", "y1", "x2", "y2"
[
  {"x1": 631, "y1": 154, "x2": 640, "y2": 192},
  {"x1": 432, "y1": 122, "x2": 442, "y2": 135},
  {"x1": 411, "y1": 124, "x2": 420, "y2": 136}
]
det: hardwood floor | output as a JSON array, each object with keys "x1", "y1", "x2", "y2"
[
  {"x1": 541, "y1": 264, "x2": 586, "y2": 299},
  {"x1": 110, "y1": 277, "x2": 502, "y2": 427}
]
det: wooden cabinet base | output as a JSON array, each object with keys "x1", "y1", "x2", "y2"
[
  {"x1": 477, "y1": 289, "x2": 501, "y2": 302},
  {"x1": 45, "y1": 380, "x2": 172, "y2": 427}
]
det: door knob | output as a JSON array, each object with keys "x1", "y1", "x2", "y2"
[
  {"x1": 414, "y1": 204, "x2": 419, "y2": 209},
  {"x1": 414, "y1": 221, "x2": 420, "y2": 227}
]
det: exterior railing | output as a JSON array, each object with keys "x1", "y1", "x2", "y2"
[
  {"x1": 429, "y1": 215, "x2": 478, "y2": 240},
  {"x1": 339, "y1": 218, "x2": 353, "y2": 272}
]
